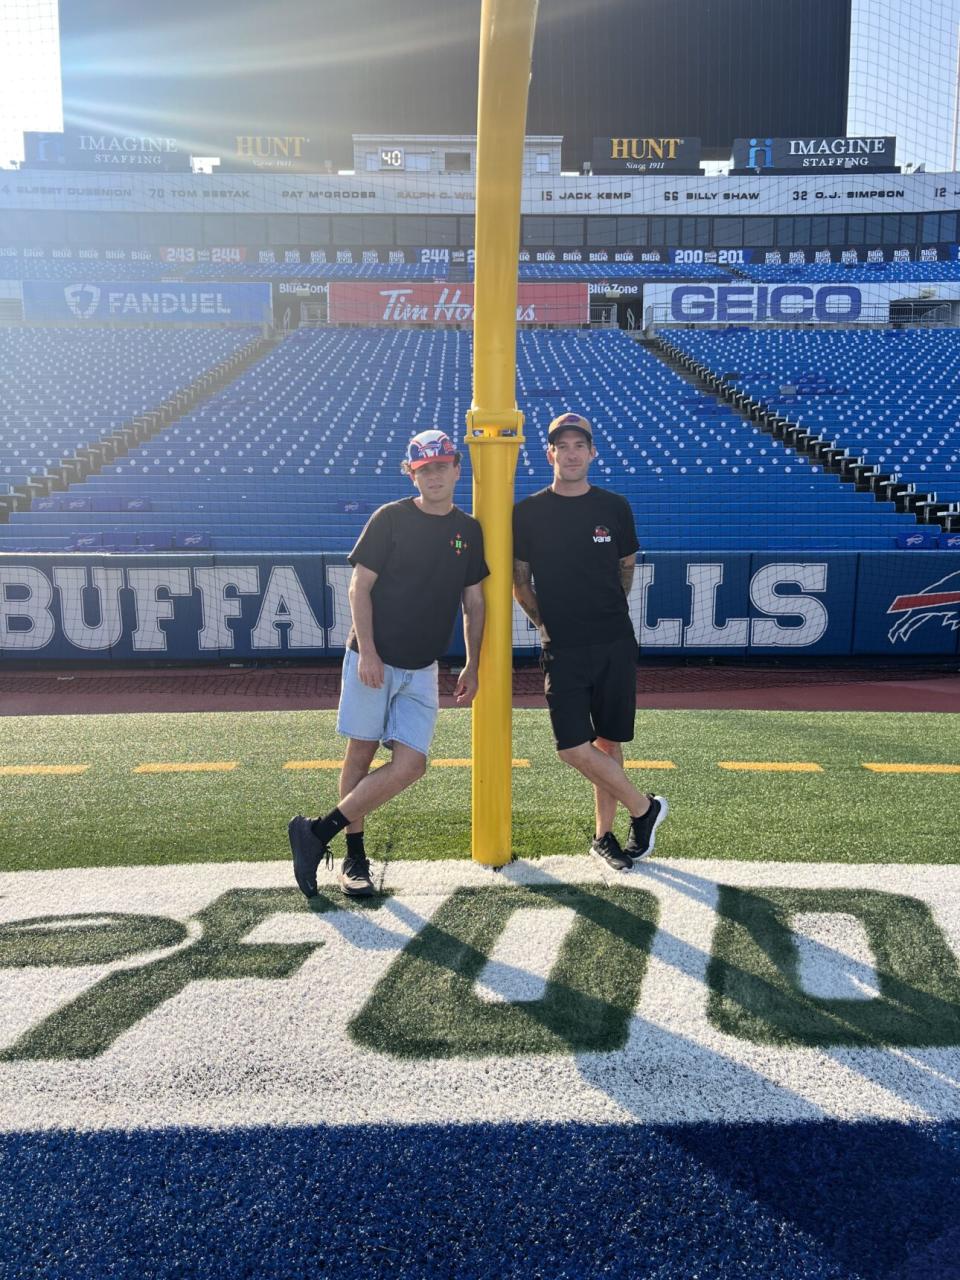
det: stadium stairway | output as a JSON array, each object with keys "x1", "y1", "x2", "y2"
[
  {"x1": 651, "y1": 332, "x2": 960, "y2": 536},
  {"x1": 0, "y1": 331, "x2": 274, "y2": 525}
]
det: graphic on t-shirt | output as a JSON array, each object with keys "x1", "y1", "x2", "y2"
[
  {"x1": 450, "y1": 533, "x2": 467, "y2": 556},
  {"x1": 592, "y1": 525, "x2": 612, "y2": 544}
]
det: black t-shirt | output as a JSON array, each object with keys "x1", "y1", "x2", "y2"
[
  {"x1": 512, "y1": 486, "x2": 639, "y2": 648},
  {"x1": 348, "y1": 497, "x2": 488, "y2": 669}
]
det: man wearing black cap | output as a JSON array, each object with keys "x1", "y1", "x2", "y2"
[{"x1": 513, "y1": 411, "x2": 668, "y2": 870}]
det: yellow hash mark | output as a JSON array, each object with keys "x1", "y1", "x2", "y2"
[
  {"x1": 134, "y1": 762, "x2": 238, "y2": 774},
  {"x1": 0, "y1": 764, "x2": 88, "y2": 777},
  {"x1": 625, "y1": 760, "x2": 676, "y2": 770},
  {"x1": 863, "y1": 763, "x2": 960, "y2": 774},
  {"x1": 283, "y1": 759, "x2": 385, "y2": 770},
  {"x1": 718, "y1": 761, "x2": 823, "y2": 773},
  {"x1": 431, "y1": 758, "x2": 531, "y2": 768}
]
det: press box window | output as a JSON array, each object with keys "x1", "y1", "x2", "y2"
[
  {"x1": 361, "y1": 215, "x2": 394, "y2": 246},
  {"x1": 743, "y1": 218, "x2": 774, "y2": 247},
  {"x1": 553, "y1": 218, "x2": 583, "y2": 246},
  {"x1": 423, "y1": 216, "x2": 457, "y2": 246},
  {"x1": 203, "y1": 215, "x2": 236, "y2": 246},
  {"x1": 297, "y1": 216, "x2": 329, "y2": 246},
  {"x1": 406, "y1": 153, "x2": 431, "y2": 172},
  {"x1": 523, "y1": 216, "x2": 555, "y2": 246},
  {"x1": 444, "y1": 152, "x2": 471, "y2": 173},
  {"x1": 395, "y1": 216, "x2": 428, "y2": 245},
  {"x1": 713, "y1": 218, "x2": 743, "y2": 248},
  {"x1": 535, "y1": 153, "x2": 550, "y2": 173},
  {"x1": 587, "y1": 217, "x2": 617, "y2": 246},
  {"x1": 617, "y1": 217, "x2": 646, "y2": 246},
  {"x1": 332, "y1": 216, "x2": 363, "y2": 246}
]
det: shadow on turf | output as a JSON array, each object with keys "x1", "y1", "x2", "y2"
[
  {"x1": 3, "y1": 1122, "x2": 959, "y2": 1280},
  {"x1": 287, "y1": 859, "x2": 960, "y2": 1132}
]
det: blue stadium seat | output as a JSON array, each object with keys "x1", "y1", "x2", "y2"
[
  {"x1": 0, "y1": 327, "x2": 260, "y2": 492},
  {"x1": 662, "y1": 327, "x2": 960, "y2": 504},
  {"x1": 0, "y1": 326, "x2": 930, "y2": 553}
]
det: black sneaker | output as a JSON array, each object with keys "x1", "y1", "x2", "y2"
[
  {"x1": 288, "y1": 815, "x2": 332, "y2": 899},
  {"x1": 340, "y1": 850, "x2": 375, "y2": 897},
  {"x1": 624, "y1": 795, "x2": 669, "y2": 860},
  {"x1": 589, "y1": 831, "x2": 633, "y2": 872}
]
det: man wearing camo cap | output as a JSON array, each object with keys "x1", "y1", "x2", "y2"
[{"x1": 289, "y1": 429, "x2": 487, "y2": 897}]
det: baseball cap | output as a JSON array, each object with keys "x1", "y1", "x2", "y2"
[
  {"x1": 404, "y1": 429, "x2": 459, "y2": 471},
  {"x1": 547, "y1": 412, "x2": 593, "y2": 445}
]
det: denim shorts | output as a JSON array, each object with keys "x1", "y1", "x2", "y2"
[{"x1": 336, "y1": 648, "x2": 440, "y2": 757}]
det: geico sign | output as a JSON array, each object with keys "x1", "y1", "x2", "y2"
[{"x1": 670, "y1": 285, "x2": 862, "y2": 323}]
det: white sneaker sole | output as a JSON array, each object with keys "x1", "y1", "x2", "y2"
[{"x1": 628, "y1": 796, "x2": 669, "y2": 863}]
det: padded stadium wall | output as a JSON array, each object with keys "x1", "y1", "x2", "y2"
[{"x1": 1, "y1": 551, "x2": 958, "y2": 662}]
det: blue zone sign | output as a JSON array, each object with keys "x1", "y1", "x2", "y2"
[
  {"x1": 21, "y1": 280, "x2": 272, "y2": 325},
  {"x1": 1, "y1": 552, "x2": 958, "y2": 661}
]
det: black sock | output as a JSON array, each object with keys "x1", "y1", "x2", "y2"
[
  {"x1": 310, "y1": 807, "x2": 350, "y2": 845},
  {"x1": 345, "y1": 832, "x2": 366, "y2": 856}
]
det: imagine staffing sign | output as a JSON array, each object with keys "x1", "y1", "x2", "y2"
[{"x1": 732, "y1": 136, "x2": 896, "y2": 172}]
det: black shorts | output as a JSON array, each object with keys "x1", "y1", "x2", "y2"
[{"x1": 542, "y1": 632, "x2": 638, "y2": 751}]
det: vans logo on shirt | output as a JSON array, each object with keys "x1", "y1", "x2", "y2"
[{"x1": 592, "y1": 525, "x2": 612, "y2": 544}]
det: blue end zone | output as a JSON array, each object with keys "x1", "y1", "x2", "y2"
[{"x1": 3, "y1": 1122, "x2": 959, "y2": 1279}]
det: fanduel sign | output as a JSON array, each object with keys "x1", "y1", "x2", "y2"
[
  {"x1": 21, "y1": 281, "x2": 272, "y2": 326},
  {"x1": 732, "y1": 136, "x2": 896, "y2": 172}
]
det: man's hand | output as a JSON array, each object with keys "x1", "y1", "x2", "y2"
[
  {"x1": 454, "y1": 663, "x2": 479, "y2": 706},
  {"x1": 357, "y1": 649, "x2": 384, "y2": 688}
]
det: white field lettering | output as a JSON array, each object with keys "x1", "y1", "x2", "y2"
[{"x1": 0, "y1": 859, "x2": 959, "y2": 1131}]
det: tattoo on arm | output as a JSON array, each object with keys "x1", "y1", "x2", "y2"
[
  {"x1": 512, "y1": 558, "x2": 542, "y2": 627},
  {"x1": 619, "y1": 555, "x2": 636, "y2": 598}
]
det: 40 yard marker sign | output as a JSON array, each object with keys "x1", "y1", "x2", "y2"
[{"x1": 2, "y1": 857, "x2": 960, "y2": 1131}]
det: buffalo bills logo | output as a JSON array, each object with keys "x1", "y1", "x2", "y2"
[
  {"x1": 887, "y1": 569, "x2": 960, "y2": 643},
  {"x1": 592, "y1": 525, "x2": 612, "y2": 544}
]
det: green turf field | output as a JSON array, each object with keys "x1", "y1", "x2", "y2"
[{"x1": 1, "y1": 706, "x2": 957, "y2": 871}]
